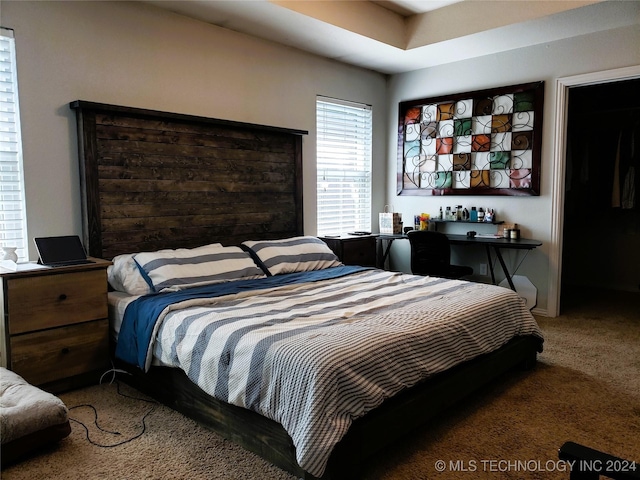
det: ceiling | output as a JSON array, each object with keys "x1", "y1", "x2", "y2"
[
  {"x1": 145, "y1": 0, "x2": 638, "y2": 75},
  {"x1": 371, "y1": 0, "x2": 465, "y2": 15}
]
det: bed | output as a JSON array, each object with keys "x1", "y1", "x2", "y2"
[{"x1": 71, "y1": 100, "x2": 544, "y2": 480}]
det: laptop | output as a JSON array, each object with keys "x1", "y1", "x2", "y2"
[{"x1": 34, "y1": 235, "x2": 94, "y2": 267}]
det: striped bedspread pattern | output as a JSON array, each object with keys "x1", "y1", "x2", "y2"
[{"x1": 149, "y1": 269, "x2": 543, "y2": 477}]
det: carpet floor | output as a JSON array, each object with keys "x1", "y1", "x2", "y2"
[{"x1": 2, "y1": 288, "x2": 638, "y2": 479}]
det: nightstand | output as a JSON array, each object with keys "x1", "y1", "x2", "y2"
[
  {"x1": 0, "y1": 258, "x2": 111, "y2": 393},
  {"x1": 319, "y1": 235, "x2": 377, "y2": 267}
]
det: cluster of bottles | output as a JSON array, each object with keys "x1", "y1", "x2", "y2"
[{"x1": 439, "y1": 206, "x2": 496, "y2": 223}]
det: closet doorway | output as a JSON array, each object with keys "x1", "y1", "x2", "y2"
[{"x1": 560, "y1": 77, "x2": 640, "y2": 311}]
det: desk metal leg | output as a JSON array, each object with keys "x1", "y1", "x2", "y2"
[
  {"x1": 485, "y1": 246, "x2": 496, "y2": 285},
  {"x1": 376, "y1": 238, "x2": 394, "y2": 270},
  {"x1": 493, "y1": 247, "x2": 516, "y2": 291}
]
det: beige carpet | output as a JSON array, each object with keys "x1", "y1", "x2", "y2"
[{"x1": 3, "y1": 289, "x2": 639, "y2": 479}]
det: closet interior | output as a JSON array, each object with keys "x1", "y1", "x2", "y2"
[{"x1": 562, "y1": 78, "x2": 640, "y2": 305}]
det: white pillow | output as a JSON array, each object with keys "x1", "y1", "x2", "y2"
[
  {"x1": 107, "y1": 243, "x2": 223, "y2": 295},
  {"x1": 134, "y1": 245, "x2": 265, "y2": 292},
  {"x1": 108, "y1": 253, "x2": 151, "y2": 296},
  {"x1": 242, "y1": 236, "x2": 342, "y2": 276}
]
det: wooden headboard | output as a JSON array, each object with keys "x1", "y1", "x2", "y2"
[{"x1": 70, "y1": 101, "x2": 307, "y2": 259}]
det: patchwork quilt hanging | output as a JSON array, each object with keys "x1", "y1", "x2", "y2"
[{"x1": 398, "y1": 81, "x2": 544, "y2": 196}]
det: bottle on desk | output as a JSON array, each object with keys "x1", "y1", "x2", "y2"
[
  {"x1": 484, "y1": 208, "x2": 494, "y2": 223},
  {"x1": 470, "y1": 207, "x2": 478, "y2": 222},
  {"x1": 477, "y1": 208, "x2": 485, "y2": 222}
]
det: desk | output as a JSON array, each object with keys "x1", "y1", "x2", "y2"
[{"x1": 377, "y1": 234, "x2": 542, "y2": 291}]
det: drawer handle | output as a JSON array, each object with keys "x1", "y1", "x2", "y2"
[
  {"x1": 58, "y1": 294, "x2": 67, "y2": 301},
  {"x1": 61, "y1": 347, "x2": 70, "y2": 355}
]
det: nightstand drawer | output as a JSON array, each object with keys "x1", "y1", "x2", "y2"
[
  {"x1": 321, "y1": 235, "x2": 376, "y2": 267},
  {"x1": 10, "y1": 319, "x2": 109, "y2": 386},
  {"x1": 341, "y1": 238, "x2": 376, "y2": 266},
  {"x1": 6, "y1": 270, "x2": 107, "y2": 335}
]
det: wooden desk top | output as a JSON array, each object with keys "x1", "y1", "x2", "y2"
[
  {"x1": 377, "y1": 233, "x2": 542, "y2": 249},
  {"x1": 446, "y1": 234, "x2": 542, "y2": 249}
]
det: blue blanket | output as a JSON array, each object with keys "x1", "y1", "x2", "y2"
[{"x1": 115, "y1": 265, "x2": 369, "y2": 370}]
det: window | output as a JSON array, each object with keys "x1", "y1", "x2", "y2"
[
  {"x1": 316, "y1": 97, "x2": 372, "y2": 236},
  {"x1": 0, "y1": 28, "x2": 27, "y2": 261}
]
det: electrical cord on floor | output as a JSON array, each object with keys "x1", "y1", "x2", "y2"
[
  {"x1": 68, "y1": 369, "x2": 158, "y2": 448},
  {"x1": 99, "y1": 365, "x2": 131, "y2": 385}
]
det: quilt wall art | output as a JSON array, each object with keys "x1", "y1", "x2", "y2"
[{"x1": 397, "y1": 81, "x2": 544, "y2": 196}]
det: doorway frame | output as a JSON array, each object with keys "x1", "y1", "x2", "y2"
[{"x1": 549, "y1": 65, "x2": 640, "y2": 317}]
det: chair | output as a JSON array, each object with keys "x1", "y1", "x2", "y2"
[{"x1": 407, "y1": 230, "x2": 473, "y2": 279}]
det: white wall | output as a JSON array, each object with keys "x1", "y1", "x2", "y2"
[
  {"x1": 387, "y1": 23, "x2": 640, "y2": 315},
  {"x1": 2, "y1": 0, "x2": 387, "y2": 257}
]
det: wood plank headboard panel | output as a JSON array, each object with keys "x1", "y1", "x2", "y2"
[{"x1": 70, "y1": 101, "x2": 307, "y2": 259}]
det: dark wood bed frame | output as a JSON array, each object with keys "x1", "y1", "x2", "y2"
[
  {"x1": 70, "y1": 100, "x2": 305, "y2": 259},
  {"x1": 71, "y1": 100, "x2": 543, "y2": 480}
]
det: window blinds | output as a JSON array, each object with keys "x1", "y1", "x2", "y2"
[
  {"x1": 316, "y1": 97, "x2": 372, "y2": 236},
  {"x1": 0, "y1": 28, "x2": 27, "y2": 261}
]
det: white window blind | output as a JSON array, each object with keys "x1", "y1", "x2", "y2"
[
  {"x1": 0, "y1": 28, "x2": 28, "y2": 261},
  {"x1": 316, "y1": 97, "x2": 372, "y2": 236}
]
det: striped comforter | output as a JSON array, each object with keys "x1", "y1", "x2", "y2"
[{"x1": 143, "y1": 268, "x2": 543, "y2": 477}]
